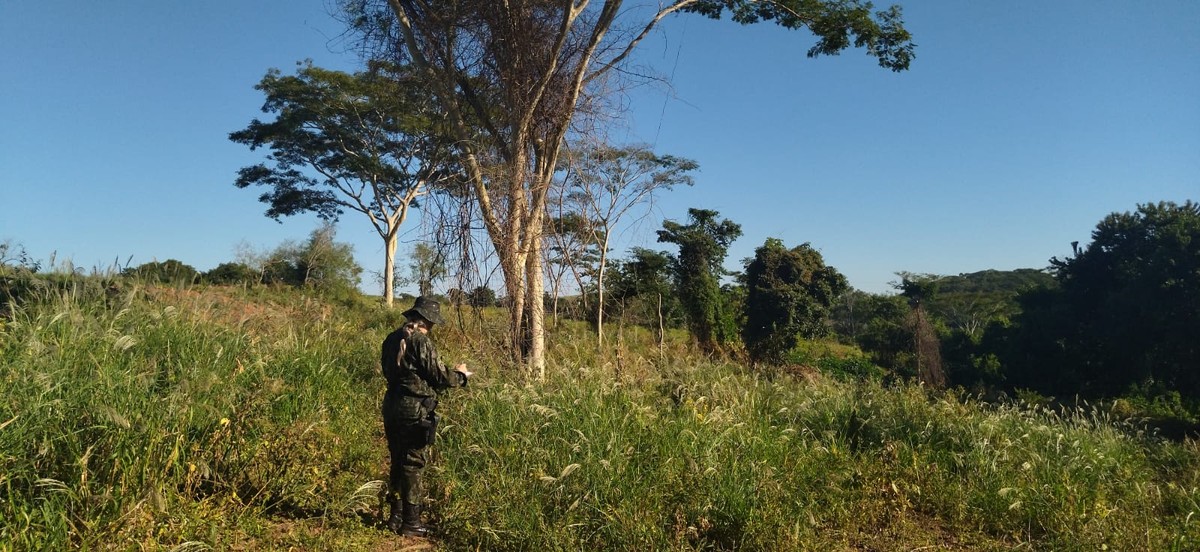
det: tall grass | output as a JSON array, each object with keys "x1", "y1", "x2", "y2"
[
  {"x1": 2, "y1": 281, "x2": 1199, "y2": 550},
  {"x1": 435, "y1": 367, "x2": 1200, "y2": 550},
  {"x1": 0, "y1": 282, "x2": 385, "y2": 549}
]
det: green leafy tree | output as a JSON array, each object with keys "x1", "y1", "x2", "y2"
[
  {"x1": 262, "y1": 224, "x2": 363, "y2": 297},
  {"x1": 230, "y1": 61, "x2": 454, "y2": 306},
  {"x1": 203, "y1": 262, "x2": 259, "y2": 286},
  {"x1": 924, "y1": 269, "x2": 1054, "y2": 337},
  {"x1": 831, "y1": 270, "x2": 1053, "y2": 388},
  {"x1": 657, "y1": 208, "x2": 742, "y2": 353},
  {"x1": 742, "y1": 238, "x2": 848, "y2": 365},
  {"x1": 834, "y1": 290, "x2": 921, "y2": 374},
  {"x1": 608, "y1": 247, "x2": 684, "y2": 347},
  {"x1": 905, "y1": 269, "x2": 1054, "y2": 389},
  {"x1": 342, "y1": 0, "x2": 915, "y2": 376},
  {"x1": 408, "y1": 242, "x2": 447, "y2": 297},
  {"x1": 468, "y1": 286, "x2": 498, "y2": 308},
  {"x1": 609, "y1": 248, "x2": 680, "y2": 321},
  {"x1": 995, "y1": 201, "x2": 1200, "y2": 397},
  {"x1": 122, "y1": 260, "x2": 199, "y2": 285}
]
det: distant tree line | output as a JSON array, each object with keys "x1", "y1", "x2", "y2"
[
  {"x1": 546, "y1": 200, "x2": 1200, "y2": 411},
  {"x1": 119, "y1": 224, "x2": 363, "y2": 300},
  {"x1": 826, "y1": 201, "x2": 1200, "y2": 409},
  {"x1": 6, "y1": 200, "x2": 1196, "y2": 413},
  {"x1": 119, "y1": 198, "x2": 1194, "y2": 412},
  {"x1": 979, "y1": 201, "x2": 1200, "y2": 402}
]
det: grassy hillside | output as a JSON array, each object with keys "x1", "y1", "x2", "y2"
[{"x1": 2, "y1": 280, "x2": 1199, "y2": 550}]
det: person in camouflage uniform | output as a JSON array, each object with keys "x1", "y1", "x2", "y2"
[{"x1": 380, "y1": 296, "x2": 471, "y2": 537}]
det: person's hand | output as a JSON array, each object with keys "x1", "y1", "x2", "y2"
[{"x1": 456, "y1": 364, "x2": 473, "y2": 379}]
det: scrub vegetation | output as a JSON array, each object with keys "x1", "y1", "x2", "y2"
[{"x1": 2, "y1": 275, "x2": 1199, "y2": 551}]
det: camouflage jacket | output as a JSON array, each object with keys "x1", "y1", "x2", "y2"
[{"x1": 381, "y1": 323, "x2": 467, "y2": 402}]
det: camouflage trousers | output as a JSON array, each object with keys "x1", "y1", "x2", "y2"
[{"x1": 383, "y1": 394, "x2": 431, "y2": 507}]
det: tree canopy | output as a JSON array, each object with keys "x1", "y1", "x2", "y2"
[
  {"x1": 122, "y1": 260, "x2": 199, "y2": 285},
  {"x1": 658, "y1": 208, "x2": 743, "y2": 353},
  {"x1": 559, "y1": 143, "x2": 697, "y2": 343},
  {"x1": 742, "y1": 238, "x2": 847, "y2": 364},
  {"x1": 992, "y1": 201, "x2": 1200, "y2": 397},
  {"x1": 260, "y1": 224, "x2": 363, "y2": 297},
  {"x1": 230, "y1": 61, "x2": 453, "y2": 305},
  {"x1": 924, "y1": 269, "x2": 1055, "y2": 336},
  {"x1": 338, "y1": 0, "x2": 915, "y2": 375}
]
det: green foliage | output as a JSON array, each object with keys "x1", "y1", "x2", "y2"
[
  {"x1": 230, "y1": 60, "x2": 455, "y2": 304},
  {"x1": 991, "y1": 201, "x2": 1200, "y2": 398},
  {"x1": 407, "y1": 242, "x2": 447, "y2": 297},
  {"x1": 720, "y1": 280, "x2": 748, "y2": 350},
  {"x1": 742, "y1": 238, "x2": 848, "y2": 364},
  {"x1": 558, "y1": 143, "x2": 699, "y2": 338},
  {"x1": 3, "y1": 284, "x2": 1200, "y2": 550},
  {"x1": 896, "y1": 272, "x2": 940, "y2": 306},
  {"x1": 558, "y1": 144, "x2": 698, "y2": 289},
  {"x1": 941, "y1": 330, "x2": 1005, "y2": 391},
  {"x1": 832, "y1": 291, "x2": 911, "y2": 372},
  {"x1": 836, "y1": 269, "x2": 1053, "y2": 389},
  {"x1": 122, "y1": 259, "x2": 200, "y2": 285},
  {"x1": 1123, "y1": 380, "x2": 1200, "y2": 426},
  {"x1": 562, "y1": 144, "x2": 697, "y2": 204},
  {"x1": 936, "y1": 269, "x2": 1055, "y2": 295},
  {"x1": 677, "y1": 1, "x2": 916, "y2": 71},
  {"x1": 262, "y1": 224, "x2": 363, "y2": 299},
  {"x1": 658, "y1": 208, "x2": 743, "y2": 353},
  {"x1": 607, "y1": 247, "x2": 683, "y2": 328},
  {"x1": 467, "y1": 285, "x2": 497, "y2": 308},
  {"x1": 786, "y1": 339, "x2": 885, "y2": 381},
  {"x1": 816, "y1": 354, "x2": 887, "y2": 381},
  {"x1": 925, "y1": 269, "x2": 1055, "y2": 337},
  {"x1": 230, "y1": 60, "x2": 449, "y2": 223},
  {"x1": 203, "y1": 262, "x2": 259, "y2": 286}
]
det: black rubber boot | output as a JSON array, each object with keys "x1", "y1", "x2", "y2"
[
  {"x1": 400, "y1": 502, "x2": 429, "y2": 538},
  {"x1": 386, "y1": 497, "x2": 405, "y2": 535}
]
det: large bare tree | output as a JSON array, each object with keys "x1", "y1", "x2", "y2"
[{"x1": 340, "y1": 0, "x2": 915, "y2": 377}]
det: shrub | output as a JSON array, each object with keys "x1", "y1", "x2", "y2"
[
  {"x1": 203, "y1": 262, "x2": 260, "y2": 285},
  {"x1": 122, "y1": 259, "x2": 199, "y2": 284}
]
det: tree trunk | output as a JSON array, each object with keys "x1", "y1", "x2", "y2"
[
  {"x1": 550, "y1": 265, "x2": 561, "y2": 328},
  {"x1": 657, "y1": 292, "x2": 665, "y2": 362},
  {"x1": 502, "y1": 253, "x2": 527, "y2": 367},
  {"x1": 596, "y1": 235, "x2": 609, "y2": 346},
  {"x1": 914, "y1": 301, "x2": 923, "y2": 378},
  {"x1": 526, "y1": 238, "x2": 547, "y2": 379},
  {"x1": 383, "y1": 232, "x2": 398, "y2": 307},
  {"x1": 552, "y1": 286, "x2": 560, "y2": 328}
]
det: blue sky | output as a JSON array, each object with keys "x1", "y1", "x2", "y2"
[{"x1": 2, "y1": 1, "x2": 1196, "y2": 294}]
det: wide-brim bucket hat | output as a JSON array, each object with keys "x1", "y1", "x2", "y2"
[{"x1": 402, "y1": 296, "x2": 446, "y2": 325}]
